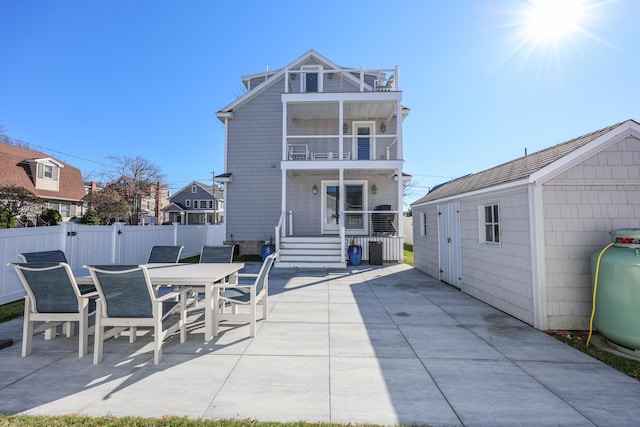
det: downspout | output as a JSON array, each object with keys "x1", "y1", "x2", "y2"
[{"x1": 397, "y1": 168, "x2": 404, "y2": 262}]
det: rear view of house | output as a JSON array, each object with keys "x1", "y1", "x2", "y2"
[
  {"x1": 216, "y1": 50, "x2": 410, "y2": 267},
  {"x1": 411, "y1": 119, "x2": 640, "y2": 331}
]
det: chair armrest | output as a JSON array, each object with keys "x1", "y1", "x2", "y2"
[
  {"x1": 214, "y1": 283, "x2": 255, "y2": 290},
  {"x1": 157, "y1": 287, "x2": 192, "y2": 302},
  {"x1": 80, "y1": 291, "x2": 99, "y2": 299}
]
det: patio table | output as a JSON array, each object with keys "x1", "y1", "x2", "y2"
[{"x1": 76, "y1": 262, "x2": 244, "y2": 341}]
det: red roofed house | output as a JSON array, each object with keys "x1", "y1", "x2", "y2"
[{"x1": 0, "y1": 142, "x2": 86, "y2": 222}]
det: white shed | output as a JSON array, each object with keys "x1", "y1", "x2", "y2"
[{"x1": 411, "y1": 119, "x2": 640, "y2": 330}]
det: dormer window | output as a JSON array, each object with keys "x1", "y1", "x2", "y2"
[
  {"x1": 32, "y1": 158, "x2": 63, "y2": 192},
  {"x1": 38, "y1": 163, "x2": 58, "y2": 180}
]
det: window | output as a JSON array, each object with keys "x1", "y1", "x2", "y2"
[
  {"x1": 421, "y1": 212, "x2": 428, "y2": 236},
  {"x1": 301, "y1": 65, "x2": 322, "y2": 93},
  {"x1": 481, "y1": 203, "x2": 500, "y2": 244},
  {"x1": 37, "y1": 163, "x2": 58, "y2": 180},
  {"x1": 208, "y1": 200, "x2": 213, "y2": 209},
  {"x1": 191, "y1": 185, "x2": 197, "y2": 193},
  {"x1": 186, "y1": 200, "x2": 191, "y2": 208}
]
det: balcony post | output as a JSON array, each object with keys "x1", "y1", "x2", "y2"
[
  {"x1": 284, "y1": 69, "x2": 289, "y2": 93},
  {"x1": 339, "y1": 100, "x2": 344, "y2": 159}
]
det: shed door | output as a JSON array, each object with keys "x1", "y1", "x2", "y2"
[{"x1": 438, "y1": 202, "x2": 461, "y2": 288}]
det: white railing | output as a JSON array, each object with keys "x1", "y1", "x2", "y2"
[
  {"x1": 284, "y1": 66, "x2": 399, "y2": 94},
  {"x1": 0, "y1": 222, "x2": 225, "y2": 305},
  {"x1": 285, "y1": 135, "x2": 399, "y2": 161}
]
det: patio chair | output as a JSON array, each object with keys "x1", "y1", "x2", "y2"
[
  {"x1": 199, "y1": 245, "x2": 235, "y2": 263},
  {"x1": 9, "y1": 262, "x2": 98, "y2": 358},
  {"x1": 216, "y1": 251, "x2": 277, "y2": 337},
  {"x1": 19, "y1": 250, "x2": 68, "y2": 263},
  {"x1": 147, "y1": 245, "x2": 184, "y2": 263},
  {"x1": 85, "y1": 264, "x2": 191, "y2": 365}
]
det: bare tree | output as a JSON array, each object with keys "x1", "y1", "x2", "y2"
[
  {"x1": 102, "y1": 155, "x2": 166, "y2": 225},
  {"x1": 0, "y1": 185, "x2": 44, "y2": 228},
  {"x1": 83, "y1": 184, "x2": 131, "y2": 225}
]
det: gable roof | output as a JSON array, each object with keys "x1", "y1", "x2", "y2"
[
  {"x1": 412, "y1": 119, "x2": 640, "y2": 205},
  {"x1": 171, "y1": 181, "x2": 222, "y2": 199},
  {"x1": 0, "y1": 142, "x2": 86, "y2": 201},
  {"x1": 216, "y1": 49, "x2": 363, "y2": 121}
]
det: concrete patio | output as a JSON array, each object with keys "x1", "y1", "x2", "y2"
[{"x1": 1, "y1": 263, "x2": 640, "y2": 426}]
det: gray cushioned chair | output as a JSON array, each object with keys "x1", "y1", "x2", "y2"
[
  {"x1": 147, "y1": 245, "x2": 184, "y2": 263},
  {"x1": 217, "y1": 251, "x2": 277, "y2": 337},
  {"x1": 199, "y1": 245, "x2": 235, "y2": 263},
  {"x1": 9, "y1": 262, "x2": 98, "y2": 358},
  {"x1": 85, "y1": 264, "x2": 190, "y2": 365}
]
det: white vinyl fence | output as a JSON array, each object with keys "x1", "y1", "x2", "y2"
[{"x1": 0, "y1": 222, "x2": 225, "y2": 305}]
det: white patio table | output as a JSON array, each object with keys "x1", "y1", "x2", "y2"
[{"x1": 76, "y1": 262, "x2": 244, "y2": 341}]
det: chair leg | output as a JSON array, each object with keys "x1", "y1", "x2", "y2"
[
  {"x1": 179, "y1": 293, "x2": 187, "y2": 343},
  {"x1": 154, "y1": 307, "x2": 163, "y2": 365},
  {"x1": 63, "y1": 321, "x2": 75, "y2": 338},
  {"x1": 22, "y1": 297, "x2": 33, "y2": 357},
  {"x1": 129, "y1": 327, "x2": 137, "y2": 343},
  {"x1": 78, "y1": 303, "x2": 89, "y2": 357},
  {"x1": 93, "y1": 305, "x2": 104, "y2": 364},
  {"x1": 249, "y1": 289, "x2": 257, "y2": 338}
]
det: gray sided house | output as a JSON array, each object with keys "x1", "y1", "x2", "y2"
[
  {"x1": 411, "y1": 119, "x2": 640, "y2": 331},
  {"x1": 163, "y1": 181, "x2": 223, "y2": 225},
  {"x1": 216, "y1": 50, "x2": 410, "y2": 267}
]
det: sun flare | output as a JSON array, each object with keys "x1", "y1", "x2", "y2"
[{"x1": 525, "y1": 0, "x2": 585, "y2": 42}]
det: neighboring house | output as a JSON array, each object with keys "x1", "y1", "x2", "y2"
[
  {"x1": 411, "y1": 119, "x2": 640, "y2": 331},
  {"x1": 215, "y1": 50, "x2": 410, "y2": 267},
  {"x1": 0, "y1": 142, "x2": 86, "y2": 222},
  {"x1": 140, "y1": 182, "x2": 170, "y2": 225},
  {"x1": 85, "y1": 181, "x2": 170, "y2": 225},
  {"x1": 163, "y1": 181, "x2": 223, "y2": 225}
]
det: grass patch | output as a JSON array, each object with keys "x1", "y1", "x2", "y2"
[
  {"x1": 0, "y1": 415, "x2": 363, "y2": 427},
  {"x1": 548, "y1": 330, "x2": 640, "y2": 381},
  {"x1": 0, "y1": 299, "x2": 23, "y2": 323},
  {"x1": 403, "y1": 242, "x2": 414, "y2": 266}
]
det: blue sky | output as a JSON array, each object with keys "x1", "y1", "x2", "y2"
[{"x1": 1, "y1": 1, "x2": 638, "y2": 206}]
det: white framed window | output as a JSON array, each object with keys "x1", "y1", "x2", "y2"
[
  {"x1": 421, "y1": 212, "x2": 428, "y2": 236},
  {"x1": 186, "y1": 200, "x2": 191, "y2": 208},
  {"x1": 191, "y1": 185, "x2": 197, "y2": 193},
  {"x1": 37, "y1": 163, "x2": 58, "y2": 180},
  {"x1": 479, "y1": 202, "x2": 500, "y2": 245},
  {"x1": 301, "y1": 65, "x2": 322, "y2": 93},
  {"x1": 352, "y1": 121, "x2": 375, "y2": 160},
  {"x1": 208, "y1": 200, "x2": 213, "y2": 209}
]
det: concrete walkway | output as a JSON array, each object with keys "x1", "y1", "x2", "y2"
[{"x1": 1, "y1": 263, "x2": 640, "y2": 426}]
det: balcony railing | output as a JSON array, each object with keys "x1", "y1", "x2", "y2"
[
  {"x1": 285, "y1": 136, "x2": 399, "y2": 161},
  {"x1": 284, "y1": 66, "x2": 399, "y2": 94}
]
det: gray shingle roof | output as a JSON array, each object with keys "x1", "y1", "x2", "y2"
[{"x1": 412, "y1": 120, "x2": 637, "y2": 205}]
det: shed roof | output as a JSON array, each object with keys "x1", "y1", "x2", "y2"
[{"x1": 412, "y1": 119, "x2": 640, "y2": 205}]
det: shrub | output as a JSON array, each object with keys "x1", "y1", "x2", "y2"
[
  {"x1": 40, "y1": 208, "x2": 62, "y2": 226},
  {"x1": 79, "y1": 209, "x2": 102, "y2": 225}
]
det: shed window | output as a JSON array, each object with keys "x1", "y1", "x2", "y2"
[
  {"x1": 481, "y1": 203, "x2": 500, "y2": 245},
  {"x1": 421, "y1": 212, "x2": 427, "y2": 236}
]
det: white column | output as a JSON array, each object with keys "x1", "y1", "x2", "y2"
[{"x1": 339, "y1": 100, "x2": 344, "y2": 159}]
